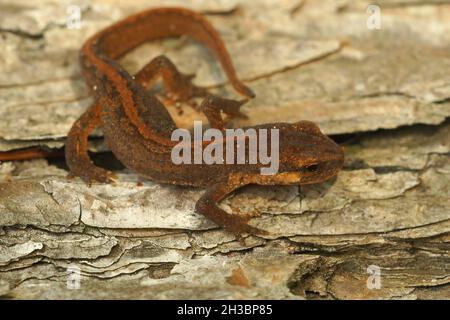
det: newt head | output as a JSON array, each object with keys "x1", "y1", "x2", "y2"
[{"x1": 251, "y1": 120, "x2": 344, "y2": 186}]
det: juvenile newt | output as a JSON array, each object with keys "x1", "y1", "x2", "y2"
[{"x1": 65, "y1": 7, "x2": 344, "y2": 235}]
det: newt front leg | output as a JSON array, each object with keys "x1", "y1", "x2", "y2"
[{"x1": 196, "y1": 174, "x2": 268, "y2": 236}]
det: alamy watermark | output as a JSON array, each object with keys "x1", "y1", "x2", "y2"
[
  {"x1": 67, "y1": 264, "x2": 81, "y2": 290},
  {"x1": 66, "y1": 4, "x2": 81, "y2": 29},
  {"x1": 366, "y1": 265, "x2": 381, "y2": 289},
  {"x1": 367, "y1": 5, "x2": 381, "y2": 30},
  {"x1": 171, "y1": 121, "x2": 280, "y2": 175}
]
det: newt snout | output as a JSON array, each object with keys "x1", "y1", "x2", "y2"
[
  {"x1": 295, "y1": 126, "x2": 344, "y2": 185},
  {"x1": 268, "y1": 121, "x2": 345, "y2": 186}
]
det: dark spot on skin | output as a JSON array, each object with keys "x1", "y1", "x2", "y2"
[{"x1": 305, "y1": 164, "x2": 319, "y2": 173}]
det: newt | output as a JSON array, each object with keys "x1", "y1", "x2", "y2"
[{"x1": 65, "y1": 7, "x2": 344, "y2": 236}]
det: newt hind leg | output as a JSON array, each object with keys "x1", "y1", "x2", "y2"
[
  {"x1": 66, "y1": 60, "x2": 185, "y2": 184},
  {"x1": 135, "y1": 55, "x2": 207, "y2": 104},
  {"x1": 199, "y1": 95, "x2": 248, "y2": 130},
  {"x1": 65, "y1": 102, "x2": 116, "y2": 184},
  {"x1": 135, "y1": 55, "x2": 251, "y2": 130}
]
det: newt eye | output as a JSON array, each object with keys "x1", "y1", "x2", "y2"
[{"x1": 305, "y1": 164, "x2": 319, "y2": 173}]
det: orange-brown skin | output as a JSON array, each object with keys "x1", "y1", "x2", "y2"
[
  {"x1": 0, "y1": 148, "x2": 64, "y2": 161},
  {"x1": 65, "y1": 7, "x2": 344, "y2": 236}
]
